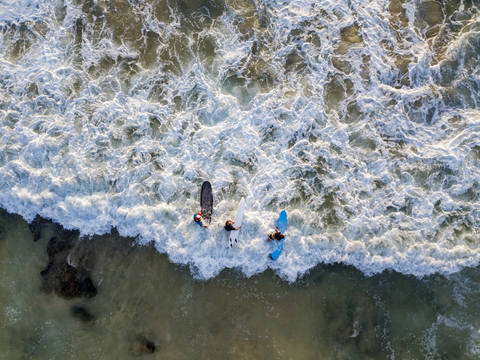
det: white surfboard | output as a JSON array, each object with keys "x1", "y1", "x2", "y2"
[{"x1": 228, "y1": 198, "x2": 245, "y2": 248}]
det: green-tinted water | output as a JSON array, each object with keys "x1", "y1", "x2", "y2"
[{"x1": 1, "y1": 209, "x2": 480, "y2": 359}]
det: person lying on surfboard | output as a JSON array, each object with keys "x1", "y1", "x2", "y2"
[
  {"x1": 268, "y1": 226, "x2": 284, "y2": 241},
  {"x1": 224, "y1": 219, "x2": 241, "y2": 231},
  {"x1": 194, "y1": 213, "x2": 208, "y2": 228}
]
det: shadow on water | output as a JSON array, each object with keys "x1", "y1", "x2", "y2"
[{"x1": 0, "y1": 209, "x2": 479, "y2": 359}]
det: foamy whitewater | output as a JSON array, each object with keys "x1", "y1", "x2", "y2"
[{"x1": 1, "y1": 0, "x2": 479, "y2": 281}]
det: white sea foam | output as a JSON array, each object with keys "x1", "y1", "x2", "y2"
[{"x1": 1, "y1": 0, "x2": 480, "y2": 282}]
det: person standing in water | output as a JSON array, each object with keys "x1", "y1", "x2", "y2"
[
  {"x1": 194, "y1": 213, "x2": 208, "y2": 228},
  {"x1": 224, "y1": 219, "x2": 241, "y2": 231},
  {"x1": 268, "y1": 226, "x2": 284, "y2": 241}
]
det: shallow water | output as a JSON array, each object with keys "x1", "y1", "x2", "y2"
[
  {"x1": 2, "y1": 0, "x2": 480, "y2": 357},
  {"x1": 1, "y1": 0, "x2": 480, "y2": 281},
  {"x1": 2, "y1": 210, "x2": 480, "y2": 359}
]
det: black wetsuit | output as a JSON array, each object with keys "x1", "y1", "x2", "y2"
[
  {"x1": 269, "y1": 230, "x2": 283, "y2": 240},
  {"x1": 225, "y1": 223, "x2": 235, "y2": 231}
]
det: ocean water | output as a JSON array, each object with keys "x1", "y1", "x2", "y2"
[
  {"x1": 1, "y1": 0, "x2": 480, "y2": 281},
  {"x1": 0, "y1": 0, "x2": 480, "y2": 360},
  {"x1": 2, "y1": 209, "x2": 480, "y2": 359}
]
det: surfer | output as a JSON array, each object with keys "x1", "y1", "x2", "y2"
[
  {"x1": 194, "y1": 213, "x2": 208, "y2": 228},
  {"x1": 268, "y1": 226, "x2": 284, "y2": 241},
  {"x1": 224, "y1": 219, "x2": 241, "y2": 231}
]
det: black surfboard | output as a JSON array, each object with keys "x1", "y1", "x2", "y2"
[{"x1": 200, "y1": 181, "x2": 213, "y2": 224}]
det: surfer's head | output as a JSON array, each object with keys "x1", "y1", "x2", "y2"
[{"x1": 195, "y1": 213, "x2": 202, "y2": 221}]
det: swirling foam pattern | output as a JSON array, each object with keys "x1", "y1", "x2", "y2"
[{"x1": 1, "y1": 0, "x2": 480, "y2": 281}]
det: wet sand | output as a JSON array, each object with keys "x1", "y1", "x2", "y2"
[{"x1": 1, "y1": 208, "x2": 479, "y2": 359}]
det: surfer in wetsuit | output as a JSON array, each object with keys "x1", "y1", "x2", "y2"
[
  {"x1": 194, "y1": 213, "x2": 208, "y2": 228},
  {"x1": 268, "y1": 226, "x2": 284, "y2": 241},
  {"x1": 225, "y1": 219, "x2": 241, "y2": 231}
]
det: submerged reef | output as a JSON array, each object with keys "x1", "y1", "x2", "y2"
[
  {"x1": 132, "y1": 334, "x2": 156, "y2": 355},
  {"x1": 71, "y1": 306, "x2": 95, "y2": 322},
  {"x1": 29, "y1": 216, "x2": 98, "y2": 299}
]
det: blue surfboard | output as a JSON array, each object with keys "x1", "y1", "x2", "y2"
[{"x1": 270, "y1": 211, "x2": 287, "y2": 261}]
